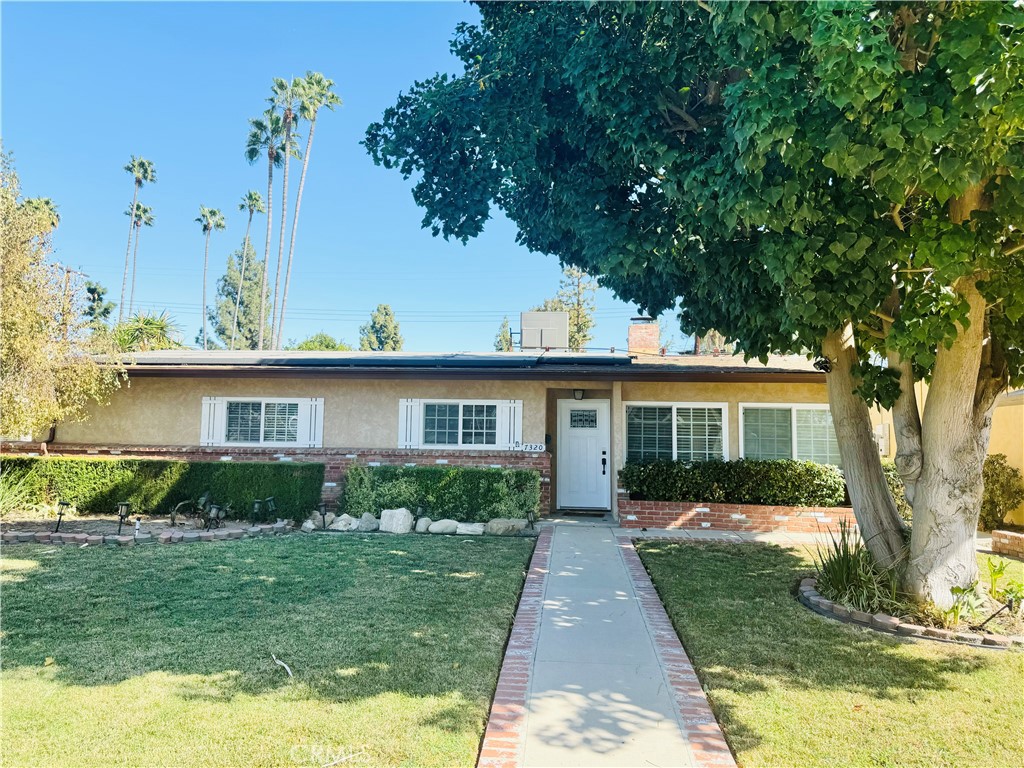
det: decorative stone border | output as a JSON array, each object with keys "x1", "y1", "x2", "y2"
[
  {"x1": 476, "y1": 526, "x2": 552, "y2": 768},
  {"x1": 0, "y1": 521, "x2": 294, "y2": 549},
  {"x1": 798, "y1": 577, "x2": 1023, "y2": 649},
  {"x1": 618, "y1": 537, "x2": 737, "y2": 768}
]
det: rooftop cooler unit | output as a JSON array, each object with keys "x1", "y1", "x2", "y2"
[{"x1": 520, "y1": 311, "x2": 570, "y2": 352}]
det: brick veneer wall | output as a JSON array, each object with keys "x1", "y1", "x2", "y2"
[
  {"x1": 992, "y1": 530, "x2": 1024, "y2": 559},
  {"x1": 617, "y1": 494, "x2": 855, "y2": 533},
  {"x1": 1, "y1": 443, "x2": 552, "y2": 513}
]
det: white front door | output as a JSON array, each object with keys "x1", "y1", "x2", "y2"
[{"x1": 557, "y1": 399, "x2": 611, "y2": 510}]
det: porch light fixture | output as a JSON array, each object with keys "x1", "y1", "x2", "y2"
[
  {"x1": 115, "y1": 501, "x2": 131, "y2": 535},
  {"x1": 573, "y1": 389, "x2": 584, "y2": 401},
  {"x1": 54, "y1": 500, "x2": 71, "y2": 533}
]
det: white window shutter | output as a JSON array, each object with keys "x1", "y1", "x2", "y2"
[
  {"x1": 498, "y1": 400, "x2": 523, "y2": 450},
  {"x1": 398, "y1": 399, "x2": 421, "y2": 449},
  {"x1": 200, "y1": 396, "x2": 225, "y2": 446},
  {"x1": 303, "y1": 397, "x2": 325, "y2": 447}
]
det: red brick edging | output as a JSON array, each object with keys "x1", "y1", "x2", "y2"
[
  {"x1": 476, "y1": 526, "x2": 552, "y2": 768},
  {"x1": 992, "y1": 529, "x2": 1024, "y2": 559},
  {"x1": 618, "y1": 537, "x2": 737, "y2": 768}
]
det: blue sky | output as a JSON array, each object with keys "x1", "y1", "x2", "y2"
[{"x1": 2, "y1": 1, "x2": 671, "y2": 352}]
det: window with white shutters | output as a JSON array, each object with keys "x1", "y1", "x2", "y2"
[{"x1": 201, "y1": 397, "x2": 323, "y2": 447}]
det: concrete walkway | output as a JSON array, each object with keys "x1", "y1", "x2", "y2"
[{"x1": 479, "y1": 522, "x2": 734, "y2": 768}]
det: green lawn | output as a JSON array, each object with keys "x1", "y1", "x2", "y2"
[
  {"x1": 638, "y1": 541, "x2": 1024, "y2": 768},
  {"x1": 1, "y1": 534, "x2": 534, "y2": 767}
]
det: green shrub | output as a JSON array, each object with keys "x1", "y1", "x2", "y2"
[
  {"x1": 0, "y1": 456, "x2": 324, "y2": 523},
  {"x1": 979, "y1": 454, "x2": 1024, "y2": 531},
  {"x1": 813, "y1": 520, "x2": 903, "y2": 614},
  {"x1": 619, "y1": 459, "x2": 846, "y2": 507},
  {"x1": 342, "y1": 464, "x2": 540, "y2": 522}
]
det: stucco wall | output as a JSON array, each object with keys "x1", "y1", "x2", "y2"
[
  {"x1": 618, "y1": 380, "x2": 832, "y2": 469},
  {"x1": 56, "y1": 377, "x2": 549, "y2": 449}
]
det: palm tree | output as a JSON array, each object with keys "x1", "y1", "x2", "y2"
[
  {"x1": 230, "y1": 190, "x2": 265, "y2": 349},
  {"x1": 268, "y1": 77, "x2": 304, "y2": 349},
  {"x1": 276, "y1": 72, "x2": 342, "y2": 348},
  {"x1": 195, "y1": 206, "x2": 226, "y2": 350},
  {"x1": 244, "y1": 111, "x2": 285, "y2": 350},
  {"x1": 113, "y1": 311, "x2": 182, "y2": 352},
  {"x1": 125, "y1": 202, "x2": 155, "y2": 316},
  {"x1": 120, "y1": 156, "x2": 156, "y2": 322}
]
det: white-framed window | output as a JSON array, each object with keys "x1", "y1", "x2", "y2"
[
  {"x1": 740, "y1": 403, "x2": 841, "y2": 465},
  {"x1": 398, "y1": 399, "x2": 523, "y2": 450},
  {"x1": 200, "y1": 397, "x2": 324, "y2": 448},
  {"x1": 624, "y1": 402, "x2": 728, "y2": 463}
]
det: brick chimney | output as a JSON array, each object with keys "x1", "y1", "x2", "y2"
[{"x1": 627, "y1": 317, "x2": 659, "y2": 356}]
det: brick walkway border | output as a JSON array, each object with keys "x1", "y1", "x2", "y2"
[
  {"x1": 618, "y1": 537, "x2": 736, "y2": 768},
  {"x1": 477, "y1": 526, "x2": 552, "y2": 768}
]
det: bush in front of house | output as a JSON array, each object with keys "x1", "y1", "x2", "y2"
[
  {"x1": 0, "y1": 456, "x2": 324, "y2": 522},
  {"x1": 980, "y1": 454, "x2": 1024, "y2": 531},
  {"x1": 619, "y1": 458, "x2": 847, "y2": 507},
  {"x1": 342, "y1": 464, "x2": 541, "y2": 523}
]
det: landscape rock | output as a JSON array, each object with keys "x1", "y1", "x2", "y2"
[
  {"x1": 415, "y1": 517, "x2": 432, "y2": 533},
  {"x1": 300, "y1": 520, "x2": 316, "y2": 533},
  {"x1": 428, "y1": 519, "x2": 458, "y2": 534},
  {"x1": 356, "y1": 513, "x2": 380, "y2": 532},
  {"x1": 485, "y1": 518, "x2": 528, "y2": 536},
  {"x1": 328, "y1": 514, "x2": 360, "y2": 532},
  {"x1": 379, "y1": 508, "x2": 415, "y2": 534},
  {"x1": 896, "y1": 623, "x2": 925, "y2": 637},
  {"x1": 456, "y1": 522, "x2": 486, "y2": 536}
]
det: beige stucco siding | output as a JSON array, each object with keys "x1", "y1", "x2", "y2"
[
  {"x1": 57, "y1": 377, "x2": 549, "y2": 449},
  {"x1": 619, "y1": 380, "x2": 831, "y2": 468}
]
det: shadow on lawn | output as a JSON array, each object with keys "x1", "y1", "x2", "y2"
[
  {"x1": 638, "y1": 541, "x2": 996, "y2": 702},
  {"x1": 0, "y1": 535, "x2": 532, "y2": 718}
]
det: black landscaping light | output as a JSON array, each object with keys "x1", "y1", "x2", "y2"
[
  {"x1": 115, "y1": 502, "x2": 131, "y2": 535},
  {"x1": 526, "y1": 509, "x2": 536, "y2": 530},
  {"x1": 53, "y1": 500, "x2": 71, "y2": 533},
  {"x1": 319, "y1": 502, "x2": 329, "y2": 530},
  {"x1": 264, "y1": 497, "x2": 278, "y2": 520},
  {"x1": 207, "y1": 504, "x2": 222, "y2": 530},
  {"x1": 251, "y1": 499, "x2": 263, "y2": 525}
]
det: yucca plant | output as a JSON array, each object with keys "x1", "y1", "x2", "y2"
[
  {"x1": 813, "y1": 520, "x2": 904, "y2": 615},
  {"x1": 0, "y1": 470, "x2": 36, "y2": 518}
]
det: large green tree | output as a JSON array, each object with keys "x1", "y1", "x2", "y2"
[
  {"x1": 119, "y1": 156, "x2": 155, "y2": 323},
  {"x1": 207, "y1": 244, "x2": 270, "y2": 350},
  {"x1": 195, "y1": 206, "x2": 226, "y2": 351},
  {"x1": 494, "y1": 316, "x2": 513, "y2": 351},
  {"x1": 245, "y1": 110, "x2": 285, "y2": 351},
  {"x1": 231, "y1": 190, "x2": 265, "y2": 349},
  {"x1": 366, "y1": 1, "x2": 1024, "y2": 606},
  {"x1": 533, "y1": 265, "x2": 598, "y2": 351},
  {"x1": 277, "y1": 72, "x2": 342, "y2": 348},
  {"x1": 359, "y1": 304, "x2": 403, "y2": 351},
  {"x1": 1, "y1": 153, "x2": 123, "y2": 436},
  {"x1": 287, "y1": 332, "x2": 353, "y2": 351}
]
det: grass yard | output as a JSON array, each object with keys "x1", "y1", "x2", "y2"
[
  {"x1": 0, "y1": 534, "x2": 534, "y2": 767},
  {"x1": 638, "y1": 541, "x2": 1024, "y2": 768}
]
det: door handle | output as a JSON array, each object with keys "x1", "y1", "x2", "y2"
[{"x1": 601, "y1": 457, "x2": 607, "y2": 476}]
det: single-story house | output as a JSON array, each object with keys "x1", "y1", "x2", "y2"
[{"x1": 6, "y1": 320, "x2": 1022, "y2": 525}]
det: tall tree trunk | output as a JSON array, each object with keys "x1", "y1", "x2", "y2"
[
  {"x1": 231, "y1": 213, "x2": 254, "y2": 350},
  {"x1": 119, "y1": 186, "x2": 138, "y2": 323},
  {"x1": 277, "y1": 115, "x2": 317, "y2": 348},
  {"x1": 822, "y1": 323, "x2": 906, "y2": 569},
  {"x1": 201, "y1": 230, "x2": 211, "y2": 351},
  {"x1": 270, "y1": 117, "x2": 292, "y2": 350},
  {"x1": 901, "y1": 182, "x2": 1007, "y2": 607},
  {"x1": 128, "y1": 222, "x2": 142, "y2": 317},
  {"x1": 257, "y1": 154, "x2": 274, "y2": 351}
]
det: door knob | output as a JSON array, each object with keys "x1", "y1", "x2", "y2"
[{"x1": 601, "y1": 456, "x2": 607, "y2": 475}]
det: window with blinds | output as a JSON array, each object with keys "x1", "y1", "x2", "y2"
[
  {"x1": 626, "y1": 404, "x2": 726, "y2": 463},
  {"x1": 741, "y1": 405, "x2": 841, "y2": 466},
  {"x1": 201, "y1": 397, "x2": 323, "y2": 448},
  {"x1": 742, "y1": 408, "x2": 793, "y2": 460}
]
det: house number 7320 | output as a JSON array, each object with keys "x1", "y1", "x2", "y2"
[{"x1": 515, "y1": 442, "x2": 545, "y2": 452}]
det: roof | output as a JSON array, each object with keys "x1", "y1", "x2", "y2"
[{"x1": 114, "y1": 349, "x2": 824, "y2": 383}]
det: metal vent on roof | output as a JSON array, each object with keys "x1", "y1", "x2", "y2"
[{"x1": 520, "y1": 311, "x2": 570, "y2": 352}]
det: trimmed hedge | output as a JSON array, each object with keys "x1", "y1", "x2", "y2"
[
  {"x1": 343, "y1": 464, "x2": 540, "y2": 523},
  {"x1": 1, "y1": 456, "x2": 324, "y2": 522},
  {"x1": 619, "y1": 459, "x2": 847, "y2": 507}
]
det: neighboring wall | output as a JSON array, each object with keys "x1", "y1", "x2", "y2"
[{"x1": 57, "y1": 377, "x2": 549, "y2": 449}]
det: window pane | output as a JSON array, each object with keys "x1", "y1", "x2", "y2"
[
  {"x1": 743, "y1": 408, "x2": 792, "y2": 460},
  {"x1": 570, "y1": 409, "x2": 598, "y2": 428},
  {"x1": 423, "y1": 403, "x2": 459, "y2": 445},
  {"x1": 675, "y1": 407, "x2": 725, "y2": 463},
  {"x1": 795, "y1": 409, "x2": 842, "y2": 465},
  {"x1": 462, "y1": 404, "x2": 497, "y2": 445},
  {"x1": 263, "y1": 402, "x2": 299, "y2": 443},
  {"x1": 225, "y1": 401, "x2": 262, "y2": 443},
  {"x1": 626, "y1": 406, "x2": 673, "y2": 462}
]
